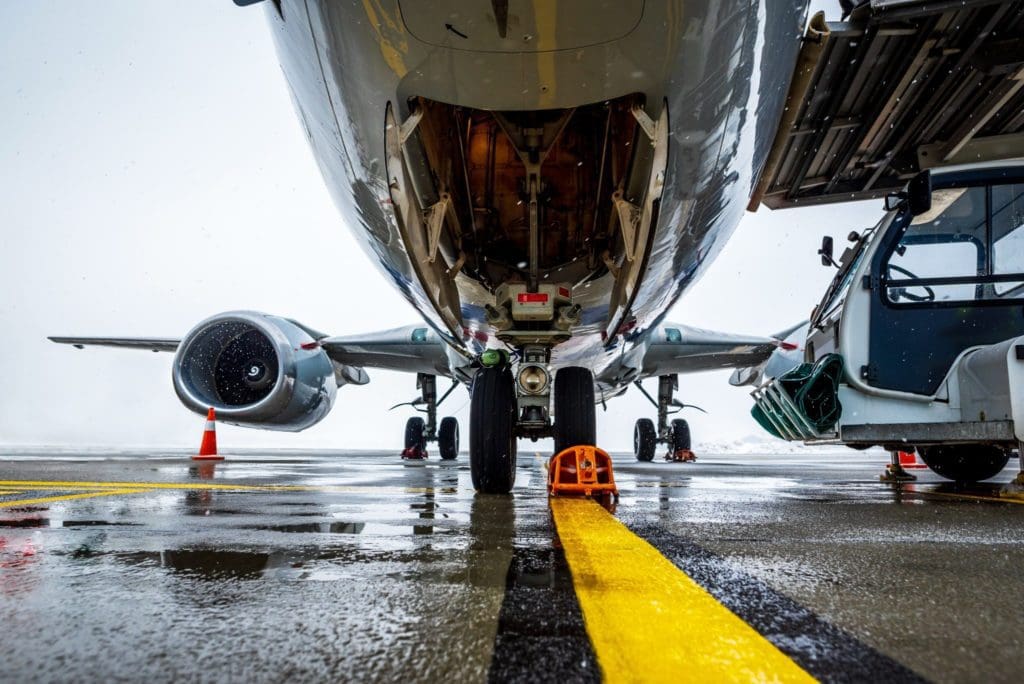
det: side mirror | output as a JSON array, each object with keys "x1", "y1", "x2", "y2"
[
  {"x1": 884, "y1": 170, "x2": 932, "y2": 215},
  {"x1": 818, "y1": 235, "x2": 835, "y2": 267},
  {"x1": 907, "y1": 170, "x2": 931, "y2": 216}
]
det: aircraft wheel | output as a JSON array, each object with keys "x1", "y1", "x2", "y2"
[
  {"x1": 404, "y1": 416, "x2": 425, "y2": 451},
  {"x1": 918, "y1": 445, "x2": 1010, "y2": 482},
  {"x1": 671, "y1": 418, "x2": 691, "y2": 452},
  {"x1": 634, "y1": 418, "x2": 656, "y2": 462},
  {"x1": 470, "y1": 367, "x2": 517, "y2": 493},
  {"x1": 553, "y1": 367, "x2": 596, "y2": 453},
  {"x1": 438, "y1": 417, "x2": 459, "y2": 460}
]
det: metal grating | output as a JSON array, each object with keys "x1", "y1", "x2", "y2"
[{"x1": 754, "y1": 0, "x2": 1024, "y2": 210}]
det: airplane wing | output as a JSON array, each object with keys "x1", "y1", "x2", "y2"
[
  {"x1": 728, "y1": 321, "x2": 810, "y2": 388},
  {"x1": 639, "y1": 322, "x2": 801, "y2": 377},
  {"x1": 316, "y1": 325, "x2": 453, "y2": 378},
  {"x1": 750, "y1": 2, "x2": 1024, "y2": 211},
  {"x1": 49, "y1": 323, "x2": 454, "y2": 378},
  {"x1": 48, "y1": 337, "x2": 180, "y2": 352}
]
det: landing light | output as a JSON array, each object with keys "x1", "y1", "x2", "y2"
[{"x1": 518, "y1": 364, "x2": 550, "y2": 395}]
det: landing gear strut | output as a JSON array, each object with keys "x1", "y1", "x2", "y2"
[
  {"x1": 399, "y1": 373, "x2": 460, "y2": 460},
  {"x1": 633, "y1": 375, "x2": 700, "y2": 462}
]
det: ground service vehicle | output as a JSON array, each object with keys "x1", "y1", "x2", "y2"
[{"x1": 745, "y1": 162, "x2": 1024, "y2": 482}]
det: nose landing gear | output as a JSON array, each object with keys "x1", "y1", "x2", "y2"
[
  {"x1": 633, "y1": 375, "x2": 701, "y2": 462},
  {"x1": 397, "y1": 373, "x2": 461, "y2": 460},
  {"x1": 467, "y1": 354, "x2": 597, "y2": 494}
]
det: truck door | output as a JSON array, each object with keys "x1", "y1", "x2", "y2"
[{"x1": 866, "y1": 171, "x2": 1024, "y2": 395}]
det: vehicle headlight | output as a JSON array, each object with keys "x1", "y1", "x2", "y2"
[{"x1": 517, "y1": 364, "x2": 550, "y2": 395}]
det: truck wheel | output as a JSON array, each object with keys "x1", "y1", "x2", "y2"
[{"x1": 918, "y1": 445, "x2": 1009, "y2": 482}]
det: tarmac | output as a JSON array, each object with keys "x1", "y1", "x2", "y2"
[{"x1": 1, "y1": 447, "x2": 1023, "y2": 682}]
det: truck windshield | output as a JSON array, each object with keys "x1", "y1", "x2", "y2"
[{"x1": 883, "y1": 182, "x2": 1024, "y2": 305}]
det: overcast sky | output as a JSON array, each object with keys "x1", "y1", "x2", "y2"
[{"x1": 0, "y1": 1, "x2": 880, "y2": 452}]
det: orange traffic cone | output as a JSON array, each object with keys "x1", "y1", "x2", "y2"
[
  {"x1": 898, "y1": 450, "x2": 926, "y2": 469},
  {"x1": 192, "y1": 408, "x2": 223, "y2": 461}
]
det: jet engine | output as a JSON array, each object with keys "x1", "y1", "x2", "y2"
[{"x1": 172, "y1": 311, "x2": 337, "y2": 431}]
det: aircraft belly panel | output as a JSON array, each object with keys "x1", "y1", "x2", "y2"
[{"x1": 397, "y1": 0, "x2": 645, "y2": 53}]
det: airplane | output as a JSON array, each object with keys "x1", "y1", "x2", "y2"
[{"x1": 51, "y1": 0, "x2": 817, "y2": 493}]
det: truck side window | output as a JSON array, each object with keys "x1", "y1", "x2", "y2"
[
  {"x1": 993, "y1": 183, "x2": 1024, "y2": 297},
  {"x1": 884, "y1": 187, "x2": 985, "y2": 303}
]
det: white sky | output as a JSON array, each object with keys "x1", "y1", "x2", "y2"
[{"x1": 0, "y1": 1, "x2": 880, "y2": 452}]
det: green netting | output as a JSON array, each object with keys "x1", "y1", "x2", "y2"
[{"x1": 752, "y1": 353, "x2": 844, "y2": 439}]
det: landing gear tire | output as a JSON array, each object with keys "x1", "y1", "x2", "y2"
[
  {"x1": 553, "y1": 367, "x2": 597, "y2": 453},
  {"x1": 404, "y1": 417, "x2": 425, "y2": 451},
  {"x1": 470, "y1": 367, "x2": 517, "y2": 494},
  {"x1": 634, "y1": 418, "x2": 656, "y2": 462},
  {"x1": 919, "y1": 445, "x2": 1009, "y2": 482},
  {"x1": 438, "y1": 416, "x2": 459, "y2": 460},
  {"x1": 670, "y1": 418, "x2": 691, "y2": 452}
]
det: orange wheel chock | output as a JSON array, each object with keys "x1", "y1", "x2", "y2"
[{"x1": 548, "y1": 445, "x2": 618, "y2": 498}]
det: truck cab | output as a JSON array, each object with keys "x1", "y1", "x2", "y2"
[{"x1": 751, "y1": 161, "x2": 1024, "y2": 481}]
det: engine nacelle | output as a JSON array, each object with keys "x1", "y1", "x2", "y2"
[{"x1": 173, "y1": 311, "x2": 336, "y2": 431}]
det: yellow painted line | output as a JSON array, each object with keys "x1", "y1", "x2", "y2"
[
  {"x1": 551, "y1": 498, "x2": 814, "y2": 683},
  {"x1": 0, "y1": 488, "x2": 147, "y2": 509},
  {"x1": 0, "y1": 480, "x2": 435, "y2": 495}
]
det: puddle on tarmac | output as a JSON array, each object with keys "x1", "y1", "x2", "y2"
[{"x1": 251, "y1": 521, "x2": 450, "y2": 536}]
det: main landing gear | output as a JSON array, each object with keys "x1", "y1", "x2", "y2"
[
  {"x1": 398, "y1": 373, "x2": 460, "y2": 460},
  {"x1": 633, "y1": 374, "x2": 701, "y2": 462}
]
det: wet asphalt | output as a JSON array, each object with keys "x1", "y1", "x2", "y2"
[{"x1": 1, "y1": 448, "x2": 1023, "y2": 683}]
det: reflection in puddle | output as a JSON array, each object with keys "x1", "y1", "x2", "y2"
[
  {"x1": 63, "y1": 520, "x2": 139, "y2": 527},
  {"x1": 258, "y1": 521, "x2": 367, "y2": 534},
  {"x1": 161, "y1": 549, "x2": 271, "y2": 579},
  {"x1": 251, "y1": 521, "x2": 448, "y2": 536},
  {"x1": 0, "y1": 517, "x2": 49, "y2": 528},
  {"x1": 189, "y1": 462, "x2": 218, "y2": 481}
]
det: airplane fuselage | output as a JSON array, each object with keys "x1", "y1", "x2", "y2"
[{"x1": 266, "y1": 0, "x2": 808, "y2": 388}]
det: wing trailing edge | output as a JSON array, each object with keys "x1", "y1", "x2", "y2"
[{"x1": 48, "y1": 336, "x2": 180, "y2": 352}]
